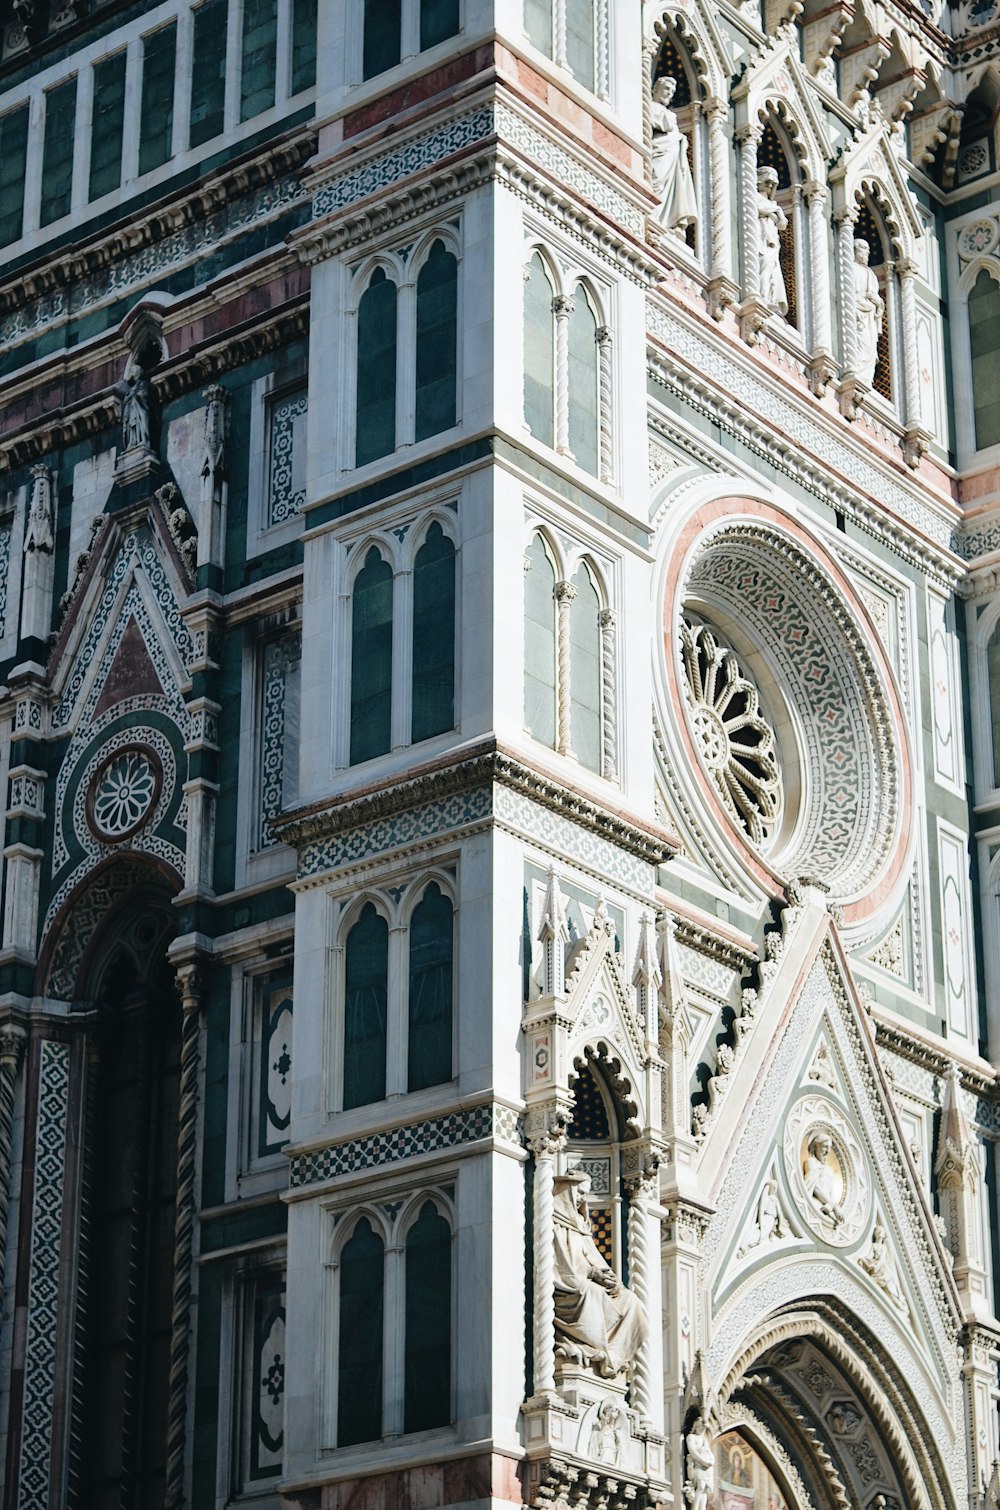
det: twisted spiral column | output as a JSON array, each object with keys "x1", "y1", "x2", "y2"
[
  {"x1": 897, "y1": 257, "x2": 922, "y2": 428},
  {"x1": 165, "y1": 962, "x2": 204, "y2": 1509},
  {"x1": 0, "y1": 1023, "x2": 24, "y2": 1288},
  {"x1": 641, "y1": 38, "x2": 656, "y2": 177},
  {"x1": 626, "y1": 1173, "x2": 654, "y2": 1423},
  {"x1": 530, "y1": 1131, "x2": 564, "y2": 1395},
  {"x1": 736, "y1": 124, "x2": 762, "y2": 301},
  {"x1": 599, "y1": 609, "x2": 617, "y2": 781},
  {"x1": 554, "y1": 580, "x2": 577, "y2": 756},
  {"x1": 835, "y1": 207, "x2": 860, "y2": 377},
  {"x1": 596, "y1": 325, "x2": 614, "y2": 485},
  {"x1": 553, "y1": 295, "x2": 575, "y2": 456},
  {"x1": 707, "y1": 99, "x2": 732, "y2": 286},
  {"x1": 804, "y1": 181, "x2": 832, "y2": 356},
  {"x1": 553, "y1": 0, "x2": 568, "y2": 71}
]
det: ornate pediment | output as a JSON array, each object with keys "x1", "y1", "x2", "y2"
[
  {"x1": 831, "y1": 117, "x2": 924, "y2": 252},
  {"x1": 733, "y1": 39, "x2": 833, "y2": 178}
]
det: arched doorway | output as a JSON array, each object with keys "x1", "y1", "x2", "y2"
[{"x1": 46, "y1": 862, "x2": 181, "y2": 1510}]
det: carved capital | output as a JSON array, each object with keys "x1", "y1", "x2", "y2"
[
  {"x1": 173, "y1": 960, "x2": 206, "y2": 1014},
  {"x1": 554, "y1": 580, "x2": 578, "y2": 605},
  {"x1": 552, "y1": 294, "x2": 576, "y2": 319},
  {"x1": 0, "y1": 1024, "x2": 26, "y2": 1071}
]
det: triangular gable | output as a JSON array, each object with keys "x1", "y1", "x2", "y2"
[
  {"x1": 92, "y1": 616, "x2": 165, "y2": 719},
  {"x1": 646, "y1": 2, "x2": 732, "y2": 101},
  {"x1": 831, "y1": 117, "x2": 924, "y2": 251},
  {"x1": 563, "y1": 912, "x2": 647, "y2": 1092},
  {"x1": 732, "y1": 37, "x2": 833, "y2": 178},
  {"x1": 49, "y1": 507, "x2": 193, "y2": 737},
  {"x1": 699, "y1": 926, "x2": 961, "y2": 1443}
]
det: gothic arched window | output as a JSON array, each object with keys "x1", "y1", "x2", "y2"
[
  {"x1": 415, "y1": 239, "x2": 458, "y2": 442},
  {"x1": 570, "y1": 561, "x2": 601, "y2": 773},
  {"x1": 855, "y1": 199, "x2": 892, "y2": 402},
  {"x1": 363, "y1": 0, "x2": 402, "y2": 77},
  {"x1": 969, "y1": 269, "x2": 1000, "y2": 450},
  {"x1": 343, "y1": 904, "x2": 389, "y2": 1109},
  {"x1": 524, "y1": 253, "x2": 556, "y2": 448},
  {"x1": 524, "y1": 531, "x2": 557, "y2": 746},
  {"x1": 403, "y1": 1201, "x2": 452, "y2": 1430},
  {"x1": 407, "y1": 883, "x2": 454, "y2": 1092},
  {"x1": 568, "y1": 289, "x2": 599, "y2": 476},
  {"x1": 757, "y1": 121, "x2": 798, "y2": 330},
  {"x1": 411, "y1": 522, "x2": 456, "y2": 743},
  {"x1": 337, "y1": 1219, "x2": 385, "y2": 1444},
  {"x1": 349, "y1": 546, "x2": 393, "y2": 764},
  {"x1": 356, "y1": 268, "x2": 398, "y2": 466}
]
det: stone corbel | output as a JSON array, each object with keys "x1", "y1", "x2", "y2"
[
  {"x1": 839, "y1": 36, "x2": 891, "y2": 113},
  {"x1": 801, "y1": 2, "x2": 849, "y2": 88}
]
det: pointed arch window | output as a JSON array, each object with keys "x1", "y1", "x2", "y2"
[
  {"x1": 524, "y1": 0, "x2": 605, "y2": 97},
  {"x1": 404, "y1": 1201, "x2": 452, "y2": 1430},
  {"x1": 524, "y1": 531, "x2": 558, "y2": 746},
  {"x1": 523, "y1": 257, "x2": 611, "y2": 481},
  {"x1": 363, "y1": 0, "x2": 460, "y2": 78},
  {"x1": 343, "y1": 904, "x2": 389, "y2": 1110},
  {"x1": 854, "y1": 200, "x2": 892, "y2": 402},
  {"x1": 569, "y1": 562, "x2": 601, "y2": 773},
  {"x1": 408, "y1": 883, "x2": 454, "y2": 1091},
  {"x1": 757, "y1": 122, "x2": 798, "y2": 330},
  {"x1": 350, "y1": 547, "x2": 394, "y2": 765},
  {"x1": 970, "y1": 269, "x2": 1000, "y2": 450},
  {"x1": 416, "y1": 239, "x2": 458, "y2": 442},
  {"x1": 524, "y1": 253, "x2": 556, "y2": 449},
  {"x1": 987, "y1": 619, "x2": 1000, "y2": 786},
  {"x1": 337, "y1": 1219, "x2": 385, "y2": 1445},
  {"x1": 356, "y1": 269, "x2": 398, "y2": 467},
  {"x1": 568, "y1": 293, "x2": 599, "y2": 476},
  {"x1": 411, "y1": 523, "x2": 456, "y2": 744}
]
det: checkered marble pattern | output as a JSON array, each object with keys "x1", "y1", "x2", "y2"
[{"x1": 289, "y1": 1102, "x2": 521, "y2": 1188}]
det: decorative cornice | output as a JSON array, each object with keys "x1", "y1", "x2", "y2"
[
  {"x1": 873, "y1": 1016, "x2": 997, "y2": 1100},
  {"x1": 672, "y1": 915, "x2": 756, "y2": 973},
  {"x1": 274, "y1": 737, "x2": 680, "y2": 868}
]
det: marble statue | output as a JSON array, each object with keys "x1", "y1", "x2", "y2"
[
  {"x1": 552, "y1": 1172, "x2": 647, "y2": 1377},
  {"x1": 859, "y1": 1217, "x2": 905, "y2": 1309},
  {"x1": 116, "y1": 369, "x2": 152, "y2": 453},
  {"x1": 738, "y1": 1177, "x2": 785, "y2": 1257},
  {"x1": 683, "y1": 1416, "x2": 715, "y2": 1510},
  {"x1": 756, "y1": 166, "x2": 788, "y2": 315},
  {"x1": 803, "y1": 1133, "x2": 844, "y2": 1227},
  {"x1": 651, "y1": 76, "x2": 697, "y2": 236},
  {"x1": 589, "y1": 1399, "x2": 625, "y2": 1463},
  {"x1": 853, "y1": 238, "x2": 884, "y2": 386}
]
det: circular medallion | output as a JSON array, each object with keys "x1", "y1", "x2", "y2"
[
  {"x1": 960, "y1": 217, "x2": 998, "y2": 259},
  {"x1": 784, "y1": 1095, "x2": 871, "y2": 1247},
  {"x1": 680, "y1": 618, "x2": 781, "y2": 849},
  {"x1": 87, "y1": 747, "x2": 162, "y2": 842}
]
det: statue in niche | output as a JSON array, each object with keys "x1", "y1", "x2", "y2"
[
  {"x1": 651, "y1": 76, "x2": 698, "y2": 236},
  {"x1": 737, "y1": 1177, "x2": 786, "y2": 1258},
  {"x1": 756, "y1": 166, "x2": 788, "y2": 315},
  {"x1": 853, "y1": 239, "x2": 885, "y2": 387},
  {"x1": 552, "y1": 1172, "x2": 647, "y2": 1377},
  {"x1": 859, "y1": 1217, "x2": 905, "y2": 1309},
  {"x1": 116, "y1": 368, "x2": 153, "y2": 454},
  {"x1": 683, "y1": 1416, "x2": 715, "y2": 1510},
  {"x1": 589, "y1": 1399, "x2": 625, "y2": 1463},
  {"x1": 803, "y1": 1133, "x2": 845, "y2": 1227},
  {"x1": 24, "y1": 465, "x2": 54, "y2": 554}
]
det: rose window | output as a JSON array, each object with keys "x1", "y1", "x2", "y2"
[
  {"x1": 680, "y1": 617, "x2": 781, "y2": 848},
  {"x1": 88, "y1": 748, "x2": 160, "y2": 841}
]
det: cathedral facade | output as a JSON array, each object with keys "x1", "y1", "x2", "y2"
[{"x1": 0, "y1": 0, "x2": 999, "y2": 1506}]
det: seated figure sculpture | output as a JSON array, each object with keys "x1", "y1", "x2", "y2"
[{"x1": 552, "y1": 1172, "x2": 647, "y2": 1377}]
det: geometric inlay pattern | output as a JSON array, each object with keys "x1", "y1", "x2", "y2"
[
  {"x1": 88, "y1": 746, "x2": 160, "y2": 840},
  {"x1": 0, "y1": 521, "x2": 10, "y2": 637},
  {"x1": 288, "y1": 1102, "x2": 521, "y2": 1188},
  {"x1": 267, "y1": 391, "x2": 307, "y2": 527},
  {"x1": 18, "y1": 1040, "x2": 71, "y2": 1510},
  {"x1": 259, "y1": 635, "x2": 300, "y2": 848}
]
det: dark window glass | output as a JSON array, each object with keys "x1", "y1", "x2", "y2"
[
  {"x1": 139, "y1": 25, "x2": 177, "y2": 175},
  {"x1": 408, "y1": 885, "x2": 453, "y2": 1091},
  {"x1": 291, "y1": 0, "x2": 318, "y2": 93},
  {"x1": 569, "y1": 563, "x2": 601, "y2": 771},
  {"x1": 338, "y1": 1220, "x2": 384, "y2": 1445},
  {"x1": 524, "y1": 253, "x2": 554, "y2": 447},
  {"x1": 971, "y1": 270, "x2": 1000, "y2": 451},
  {"x1": 41, "y1": 78, "x2": 77, "y2": 226},
  {"x1": 89, "y1": 53, "x2": 126, "y2": 201},
  {"x1": 411, "y1": 522, "x2": 455, "y2": 743},
  {"x1": 190, "y1": 0, "x2": 228, "y2": 148},
  {"x1": 415, "y1": 240, "x2": 458, "y2": 442},
  {"x1": 420, "y1": 0, "x2": 460, "y2": 50},
  {"x1": 356, "y1": 268, "x2": 398, "y2": 466},
  {"x1": 363, "y1": 0, "x2": 402, "y2": 78},
  {"x1": 404, "y1": 1203, "x2": 451, "y2": 1432},
  {"x1": 566, "y1": 0, "x2": 595, "y2": 90},
  {"x1": 241, "y1": 0, "x2": 277, "y2": 121},
  {"x1": 0, "y1": 106, "x2": 29, "y2": 247},
  {"x1": 524, "y1": 533, "x2": 556, "y2": 746},
  {"x1": 350, "y1": 547, "x2": 394, "y2": 764},
  {"x1": 343, "y1": 904, "x2": 389, "y2": 1109},
  {"x1": 567, "y1": 291, "x2": 598, "y2": 475},
  {"x1": 525, "y1": 0, "x2": 552, "y2": 55}
]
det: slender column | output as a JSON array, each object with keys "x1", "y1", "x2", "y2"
[
  {"x1": 705, "y1": 98, "x2": 737, "y2": 318},
  {"x1": 553, "y1": 0, "x2": 568, "y2": 69},
  {"x1": 736, "y1": 124, "x2": 762, "y2": 301},
  {"x1": 554, "y1": 580, "x2": 576, "y2": 756},
  {"x1": 595, "y1": 0, "x2": 610, "y2": 100},
  {"x1": 804, "y1": 181, "x2": 832, "y2": 354},
  {"x1": 625, "y1": 1170, "x2": 656, "y2": 1425},
  {"x1": 641, "y1": 38, "x2": 656, "y2": 175},
  {"x1": 0, "y1": 1023, "x2": 25, "y2": 1288},
  {"x1": 165, "y1": 961, "x2": 204, "y2": 1510},
  {"x1": 835, "y1": 207, "x2": 860, "y2": 376},
  {"x1": 596, "y1": 325, "x2": 614, "y2": 485},
  {"x1": 599, "y1": 608, "x2": 617, "y2": 780},
  {"x1": 529, "y1": 1128, "x2": 565, "y2": 1396},
  {"x1": 552, "y1": 295, "x2": 575, "y2": 456},
  {"x1": 897, "y1": 257, "x2": 921, "y2": 428}
]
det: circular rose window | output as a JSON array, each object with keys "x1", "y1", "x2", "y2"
[
  {"x1": 87, "y1": 747, "x2": 161, "y2": 842},
  {"x1": 680, "y1": 617, "x2": 781, "y2": 849}
]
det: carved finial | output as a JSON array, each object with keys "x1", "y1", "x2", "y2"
[
  {"x1": 24, "y1": 465, "x2": 54, "y2": 554},
  {"x1": 538, "y1": 869, "x2": 568, "y2": 998}
]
